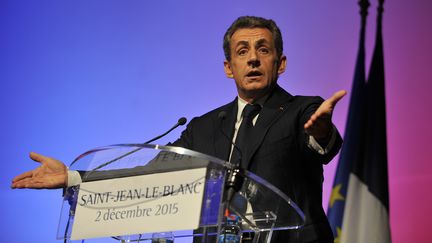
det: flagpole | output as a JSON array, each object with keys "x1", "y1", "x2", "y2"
[
  {"x1": 377, "y1": 0, "x2": 384, "y2": 26},
  {"x1": 359, "y1": 0, "x2": 370, "y2": 53},
  {"x1": 359, "y1": 0, "x2": 370, "y2": 23}
]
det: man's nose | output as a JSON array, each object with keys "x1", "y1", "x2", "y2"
[{"x1": 247, "y1": 51, "x2": 260, "y2": 67}]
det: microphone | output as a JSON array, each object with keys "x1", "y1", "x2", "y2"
[
  {"x1": 86, "y1": 117, "x2": 188, "y2": 174},
  {"x1": 143, "y1": 117, "x2": 187, "y2": 144},
  {"x1": 217, "y1": 111, "x2": 245, "y2": 205}
]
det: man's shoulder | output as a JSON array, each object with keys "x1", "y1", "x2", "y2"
[
  {"x1": 291, "y1": 95, "x2": 324, "y2": 104},
  {"x1": 271, "y1": 86, "x2": 323, "y2": 108},
  {"x1": 269, "y1": 87, "x2": 325, "y2": 118},
  {"x1": 284, "y1": 95, "x2": 324, "y2": 116},
  {"x1": 265, "y1": 85, "x2": 323, "y2": 108}
]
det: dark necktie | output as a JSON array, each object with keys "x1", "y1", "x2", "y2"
[{"x1": 230, "y1": 104, "x2": 261, "y2": 167}]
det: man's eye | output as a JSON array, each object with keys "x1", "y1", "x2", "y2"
[
  {"x1": 259, "y1": 48, "x2": 269, "y2": 54},
  {"x1": 238, "y1": 49, "x2": 248, "y2": 56}
]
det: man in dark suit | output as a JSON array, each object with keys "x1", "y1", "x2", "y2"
[
  {"x1": 12, "y1": 16, "x2": 346, "y2": 243},
  {"x1": 171, "y1": 16, "x2": 346, "y2": 242}
]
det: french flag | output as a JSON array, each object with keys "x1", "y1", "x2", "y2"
[{"x1": 327, "y1": 1, "x2": 391, "y2": 242}]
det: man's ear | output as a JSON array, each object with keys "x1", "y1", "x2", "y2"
[
  {"x1": 224, "y1": 60, "x2": 234, "y2": 78},
  {"x1": 277, "y1": 55, "x2": 287, "y2": 75}
]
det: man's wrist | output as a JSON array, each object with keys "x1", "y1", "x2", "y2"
[
  {"x1": 308, "y1": 125, "x2": 337, "y2": 155},
  {"x1": 315, "y1": 127, "x2": 333, "y2": 147}
]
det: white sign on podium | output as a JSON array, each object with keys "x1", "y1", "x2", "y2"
[{"x1": 71, "y1": 167, "x2": 207, "y2": 240}]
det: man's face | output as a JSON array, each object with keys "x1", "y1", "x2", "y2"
[{"x1": 224, "y1": 28, "x2": 286, "y2": 102}]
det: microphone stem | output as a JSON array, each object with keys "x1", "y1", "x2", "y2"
[
  {"x1": 143, "y1": 122, "x2": 180, "y2": 144},
  {"x1": 86, "y1": 119, "x2": 185, "y2": 173}
]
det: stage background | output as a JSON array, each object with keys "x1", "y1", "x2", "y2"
[{"x1": 1, "y1": 0, "x2": 431, "y2": 242}]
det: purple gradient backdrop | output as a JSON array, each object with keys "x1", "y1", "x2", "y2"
[{"x1": 1, "y1": 1, "x2": 431, "y2": 242}]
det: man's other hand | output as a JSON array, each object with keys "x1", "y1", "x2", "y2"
[
  {"x1": 11, "y1": 152, "x2": 67, "y2": 189},
  {"x1": 304, "y1": 90, "x2": 347, "y2": 142}
]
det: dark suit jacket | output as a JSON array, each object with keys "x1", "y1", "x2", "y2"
[{"x1": 172, "y1": 85, "x2": 342, "y2": 243}]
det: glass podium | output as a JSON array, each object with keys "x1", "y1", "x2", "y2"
[{"x1": 57, "y1": 144, "x2": 305, "y2": 242}]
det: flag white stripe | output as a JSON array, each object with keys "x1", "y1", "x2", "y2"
[{"x1": 341, "y1": 173, "x2": 391, "y2": 243}]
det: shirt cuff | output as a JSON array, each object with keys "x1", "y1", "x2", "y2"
[
  {"x1": 67, "y1": 169, "x2": 82, "y2": 187},
  {"x1": 307, "y1": 126, "x2": 337, "y2": 155}
]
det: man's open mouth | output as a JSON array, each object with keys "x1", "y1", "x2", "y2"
[{"x1": 246, "y1": 70, "x2": 263, "y2": 77}]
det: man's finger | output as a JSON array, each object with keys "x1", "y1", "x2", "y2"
[
  {"x1": 12, "y1": 171, "x2": 34, "y2": 183},
  {"x1": 11, "y1": 177, "x2": 34, "y2": 188},
  {"x1": 13, "y1": 177, "x2": 60, "y2": 189},
  {"x1": 29, "y1": 152, "x2": 48, "y2": 163},
  {"x1": 327, "y1": 90, "x2": 347, "y2": 107},
  {"x1": 304, "y1": 115, "x2": 316, "y2": 129}
]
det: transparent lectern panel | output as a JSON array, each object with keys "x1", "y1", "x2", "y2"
[{"x1": 57, "y1": 144, "x2": 305, "y2": 242}]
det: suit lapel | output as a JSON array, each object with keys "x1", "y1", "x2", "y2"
[
  {"x1": 243, "y1": 85, "x2": 294, "y2": 169},
  {"x1": 214, "y1": 99, "x2": 238, "y2": 161}
]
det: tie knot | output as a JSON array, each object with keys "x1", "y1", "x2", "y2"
[{"x1": 243, "y1": 104, "x2": 261, "y2": 119}]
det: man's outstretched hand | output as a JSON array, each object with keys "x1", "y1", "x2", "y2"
[
  {"x1": 11, "y1": 152, "x2": 67, "y2": 189},
  {"x1": 304, "y1": 90, "x2": 347, "y2": 142}
]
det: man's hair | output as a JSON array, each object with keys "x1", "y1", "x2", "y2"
[{"x1": 223, "y1": 16, "x2": 284, "y2": 62}]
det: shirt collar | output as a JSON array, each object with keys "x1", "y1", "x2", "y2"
[{"x1": 236, "y1": 95, "x2": 267, "y2": 121}]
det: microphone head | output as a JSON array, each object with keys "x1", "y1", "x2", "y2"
[
  {"x1": 178, "y1": 117, "x2": 187, "y2": 126},
  {"x1": 218, "y1": 111, "x2": 227, "y2": 120}
]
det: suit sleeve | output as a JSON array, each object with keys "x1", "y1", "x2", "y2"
[{"x1": 298, "y1": 96, "x2": 343, "y2": 165}]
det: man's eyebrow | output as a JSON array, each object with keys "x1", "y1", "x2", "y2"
[
  {"x1": 234, "y1": 38, "x2": 270, "y2": 49},
  {"x1": 234, "y1": 40, "x2": 249, "y2": 48},
  {"x1": 255, "y1": 38, "x2": 270, "y2": 47}
]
